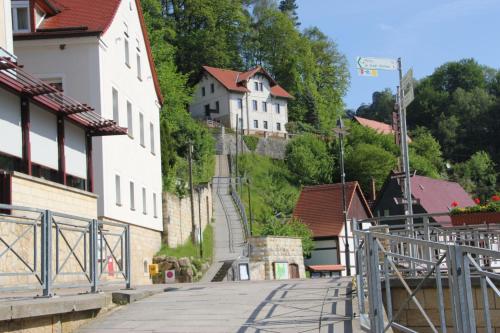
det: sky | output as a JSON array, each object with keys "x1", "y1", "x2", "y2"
[{"x1": 296, "y1": 0, "x2": 500, "y2": 110}]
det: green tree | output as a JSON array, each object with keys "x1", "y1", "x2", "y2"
[
  {"x1": 278, "y1": 0, "x2": 300, "y2": 26},
  {"x1": 356, "y1": 89, "x2": 395, "y2": 124},
  {"x1": 409, "y1": 127, "x2": 444, "y2": 172},
  {"x1": 452, "y1": 151, "x2": 497, "y2": 200},
  {"x1": 345, "y1": 143, "x2": 397, "y2": 192},
  {"x1": 285, "y1": 134, "x2": 333, "y2": 185}
]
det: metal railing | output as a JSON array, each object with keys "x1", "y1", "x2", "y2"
[
  {"x1": 353, "y1": 213, "x2": 500, "y2": 333},
  {"x1": 230, "y1": 180, "x2": 250, "y2": 239},
  {"x1": 0, "y1": 203, "x2": 131, "y2": 297}
]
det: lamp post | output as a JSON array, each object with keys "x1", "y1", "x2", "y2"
[{"x1": 334, "y1": 117, "x2": 351, "y2": 276}]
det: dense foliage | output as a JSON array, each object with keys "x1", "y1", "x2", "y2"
[
  {"x1": 243, "y1": 135, "x2": 259, "y2": 152},
  {"x1": 355, "y1": 59, "x2": 500, "y2": 197}
]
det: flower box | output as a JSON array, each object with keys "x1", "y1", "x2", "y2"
[{"x1": 451, "y1": 211, "x2": 500, "y2": 226}]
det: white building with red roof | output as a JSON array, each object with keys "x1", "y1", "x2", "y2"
[
  {"x1": 9, "y1": 0, "x2": 163, "y2": 284},
  {"x1": 190, "y1": 65, "x2": 293, "y2": 136}
]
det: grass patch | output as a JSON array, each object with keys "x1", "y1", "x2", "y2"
[{"x1": 157, "y1": 223, "x2": 214, "y2": 262}]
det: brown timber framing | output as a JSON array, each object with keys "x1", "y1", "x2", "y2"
[{"x1": 20, "y1": 96, "x2": 31, "y2": 175}]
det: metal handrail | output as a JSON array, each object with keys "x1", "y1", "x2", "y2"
[
  {"x1": 0, "y1": 203, "x2": 131, "y2": 296},
  {"x1": 353, "y1": 214, "x2": 500, "y2": 333},
  {"x1": 230, "y1": 180, "x2": 250, "y2": 239}
]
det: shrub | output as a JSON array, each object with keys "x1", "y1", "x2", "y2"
[
  {"x1": 243, "y1": 135, "x2": 259, "y2": 152},
  {"x1": 259, "y1": 216, "x2": 314, "y2": 257}
]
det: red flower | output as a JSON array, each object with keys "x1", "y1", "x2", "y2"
[
  {"x1": 492, "y1": 195, "x2": 500, "y2": 202},
  {"x1": 451, "y1": 201, "x2": 459, "y2": 208},
  {"x1": 474, "y1": 198, "x2": 481, "y2": 205}
]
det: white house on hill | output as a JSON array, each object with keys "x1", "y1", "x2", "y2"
[
  {"x1": 189, "y1": 65, "x2": 293, "y2": 136},
  {"x1": 11, "y1": 0, "x2": 163, "y2": 284}
]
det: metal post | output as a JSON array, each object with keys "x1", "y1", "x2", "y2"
[
  {"x1": 90, "y1": 219, "x2": 98, "y2": 293},
  {"x1": 188, "y1": 142, "x2": 196, "y2": 243},
  {"x1": 397, "y1": 58, "x2": 414, "y2": 226},
  {"x1": 247, "y1": 178, "x2": 253, "y2": 236},
  {"x1": 366, "y1": 232, "x2": 384, "y2": 332},
  {"x1": 125, "y1": 223, "x2": 131, "y2": 289},
  {"x1": 337, "y1": 117, "x2": 351, "y2": 276},
  {"x1": 41, "y1": 210, "x2": 53, "y2": 297}
]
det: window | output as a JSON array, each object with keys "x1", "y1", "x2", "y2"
[
  {"x1": 262, "y1": 101, "x2": 267, "y2": 112},
  {"x1": 253, "y1": 100, "x2": 258, "y2": 111},
  {"x1": 210, "y1": 83, "x2": 214, "y2": 93},
  {"x1": 139, "y1": 113, "x2": 145, "y2": 147},
  {"x1": 254, "y1": 82, "x2": 259, "y2": 91},
  {"x1": 142, "y1": 187, "x2": 147, "y2": 214},
  {"x1": 263, "y1": 121, "x2": 268, "y2": 129},
  {"x1": 215, "y1": 101, "x2": 219, "y2": 113},
  {"x1": 130, "y1": 181, "x2": 135, "y2": 210},
  {"x1": 124, "y1": 38, "x2": 130, "y2": 67},
  {"x1": 202, "y1": 87, "x2": 206, "y2": 97},
  {"x1": 153, "y1": 193, "x2": 158, "y2": 218},
  {"x1": 136, "y1": 53, "x2": 142, "y2": 80},
  {"x1": 11, "y1": 1, "x2": 30, "y2": 33},
  {"x1": 277, "y1": 122, "x2": 281, "y2": 131},
  {"x1": 254, "y1": 120, "x2": 258, "y2": 128},
  {"x1": 115, "y1": 175, "x2": 121, "y2": 206},
  {"x1": 204, "y1": 104, "x2": 210, "y2": 116},
  {"x1": 150, "y1": 122, "x2": 155, "y2": 154},
  {"x1": 237, "y1": 98, "x2": 243, "y2": 109},
  {"x1": 112, "y1": 88, "x2": 119, "y2": 123},
  {"x1": 276, "y1": 103, "x2": 281, "y2": 114},
  {"x1": 127, "y1": 101, "x2": 133, "y2": 138},
  {"x1": 259, "y1": 83, "x2": 263, "y2": 91}
]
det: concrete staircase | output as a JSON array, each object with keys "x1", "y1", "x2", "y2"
[{"x1": 201, "y1": 155, "x2": 247, "y2": 282}]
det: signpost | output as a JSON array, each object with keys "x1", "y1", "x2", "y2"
[{"x1": 357, "y1": 56, "x2": 415, "y2": 238}]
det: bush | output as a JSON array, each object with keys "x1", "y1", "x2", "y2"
[
  {"x1": 259, "y1": 216, "x2": 314, "y2": 257},
  {"x1": 285, "y1": 133, "x2": 333, "y2": 185},
  {"x1": 243, "y1": 135, "x2": 259, "y2": 152}
]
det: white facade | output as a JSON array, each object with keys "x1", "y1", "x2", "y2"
[
  {"x1": 0, "y1": 0, "x2": 13, "y2": 53},
  {"x1": 190, "y1": 72, "x2": 289, "y2": 135},
  {"x1": 14, "y1": 0, "x2": 163, "y2": 231}
]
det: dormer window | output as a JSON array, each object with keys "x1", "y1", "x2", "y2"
[{"x1": 12, "y1": 1, "x2": 30, "y2": 33}]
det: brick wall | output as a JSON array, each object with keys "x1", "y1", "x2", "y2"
[
  {"x1": 162, "y1": 183, "x2": 213, "y2": 248},
  {"x1": 248, "y1": 236, "x2": 306, "y2": 280}
]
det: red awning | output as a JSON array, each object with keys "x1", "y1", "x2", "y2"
[{"x1": 0, "y1": 50, "x2": 126, "y2": 136}]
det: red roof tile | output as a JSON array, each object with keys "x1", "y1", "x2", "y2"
[
  {"x1": 354, "y1": 116, "x2": 393, "y2": 135},
  {"x1": 411, "y1": 175, "x2": 475, "y2": 225},
  {"x1": 293, "y1": 182, "x2": 372, "y2": 238},
  {"x1": 16, "y1": 0, "x2": 163, "y2": 105},
  {"x1": 354, "y1": 116, "x2": 411, "y2": 142},
  {"x1": 202, "y1": 65, "x2": 293, "y2": 99}
]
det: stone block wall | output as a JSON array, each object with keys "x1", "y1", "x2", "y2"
[
  {"x1": 10, "y1": 171, "x2": 97, "y2": 218},
  {"x1": 0, "y1": 172, "x2": 98, "y2": 289},
  {"x1": 248, "y1": 236, "x2": 306, "y2": 280},
  {"x1": 162, "y1": 183, "x2": 213, "y2": 248},
  {"x1": 385, "y1": 280, "x2": 500, "y2": 332}
]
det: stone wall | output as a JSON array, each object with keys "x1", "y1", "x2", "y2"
[
  {"x1": 10, "y1": 171, "x2": 97, "y2": 218},
  {"x1": 385, "y1": 279, "x2": 500, "y2": 332},
  {"x1": 0, "y1": 172, "x2": 98, "y2": 289},
  {"x1": 248, "y1": 236, "x2": 306, "y2": 280},
  {"x1": 162, "y1": 183, "x2": 213, "y2": 248}
]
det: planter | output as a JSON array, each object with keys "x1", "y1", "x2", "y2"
[{"x1": 451, "y1": 212, "x2": 500, "y2": 226}]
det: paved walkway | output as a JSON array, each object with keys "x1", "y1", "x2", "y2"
[
  {"x1": 201, "y1": 155, "x2": 247, "y2": 282},
  {"x1": 77, "y1": 278, "x2": 359, "y2": 333}
]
